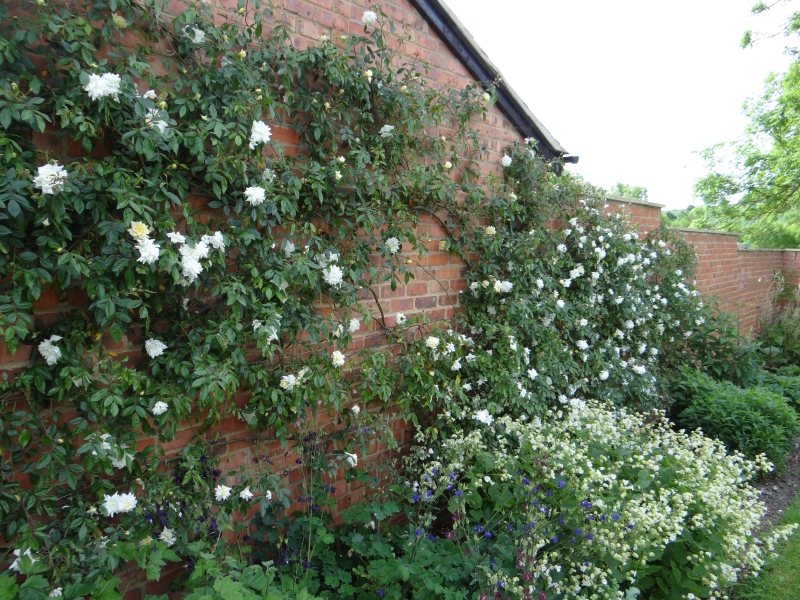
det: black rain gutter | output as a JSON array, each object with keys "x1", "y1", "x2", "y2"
[{"x1": 409, "y1": 0, "x2": 579, "y2": 166}]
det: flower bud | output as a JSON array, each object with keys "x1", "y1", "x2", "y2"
[{"x1": 239, "y1": 50, "x2": 247, "y2": 58}]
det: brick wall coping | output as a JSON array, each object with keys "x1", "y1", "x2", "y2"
[
  {"x1": 606, "y1": 194, "x2": 665, "y2": 209},
  {"x1": 668, "y1": 226, "x2": 741, "y2": 237},
  {"x1": 413, "y1": 0, "x2": 573, "y2": 162},
  {"x1": 739, "y1": 248, "x2": 800, "y2": 253}
]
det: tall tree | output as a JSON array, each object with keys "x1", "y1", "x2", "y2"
[
  {"x1": 608, "y1": 182, "x2": 649, "y2": 201},
  {"x1": 695, "y1": 0, "x2": 800, "y2": 247}
]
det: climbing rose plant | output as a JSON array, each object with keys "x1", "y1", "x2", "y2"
[{"x1": 0, "y1": 0, "x2": 784, "y2": 599}]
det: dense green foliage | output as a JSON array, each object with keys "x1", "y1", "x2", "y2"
[
  {"x1": 673, "y1": 369, "x2": 800, "y2": 469},
  {"x1": 607, "y1": 182, "x2": 648, "y2": 202}
]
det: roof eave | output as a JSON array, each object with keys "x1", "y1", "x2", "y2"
[{"x1": 410, "y1": 0, "x2": 578, "y2": 164}]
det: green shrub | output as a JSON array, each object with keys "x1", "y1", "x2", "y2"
[
  {"x1": 675, "y1": 369, "x2": 800, "y2": 469},
  {"x1": 753, "y1": 369, "x2": 800, "y2": 411}
]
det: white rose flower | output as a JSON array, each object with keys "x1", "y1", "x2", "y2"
[
  {"x1": 425, "y1": 336, "x2": 439, "y2": 349},
  {"x1": 599, "y1": 370, "x2": 610, "y2": 381},
  {"x1": 239, "y1": 487, "x2": 254, "y2": 501},
  {"x1": 84, "y1": 72, "x2": 121, "y2": 101},
  {"x1": 244, "y1": 186, "x2": 267, "y2": 206},
  {"x1": 280, "y1": 374, "x2": 297, "y2": 391},
  {"x1": 451, "y1": 359, "x2": 462, "y2": 371},
  {"x1": 136, "y1": 238, "x2": 161, "y2": 265},
  {"x1": 349, "y1": 317, "x2": 361, "y2": 333},
  {"x1": 331, "y1": 350, "x2": 346, "y2": 367},
  {"x1": 576, "y1": 340, "x2": 589, "y2": 350},
  {"x1": 102, "y1": 491, "x2": 138, "y2": 517},
  {"x1": 33, "y1": 163, "x2": 68, "y2": 195},
  {"x1": 484, "y1": 226, "x2": 496, "y2": 235},
  {"x1": 323, "y1": 264, "x2": 344, "y2": 287},
  {"x1": 352, "y1": 404, "x2": 360, "y2": 415},
  {"x1": 127, "y1": 221, "x2": 150, "y2": 241},
  {"x1": 284, "y1": 240, "x2": 295, "y2": 258},
  {"x1": 167, "y1": 231, "x2": 186, "y2": 244},
  {"x1": 527, "y1": 368, "x2": 538, "y2": 380},
  {"x1": 214, "y1": 484, "x2": 232, "y2": 501},
  {"x1": 501, "y1": 155, "x2": 512, "y2": 167},
  {"x1": 385, "y1": 237, "x2": 401, "y2": 254},
  {"x1": 49, "y1": 589, "x2": 63, "y2": 598},
  {"x1": 395, "y1": 313, "x2": 407, "y2": 325},
  {"x1": 361, "y1": 10, "x2": 377, "y2": 25},
  {"x1": 249, "y1": 120, "x2": 272, "y2": 149},
  {"x1": 152, "y1": 401, "x2": 169, "y2": 416},
  {"x1": 344, "y1": 452, "x2": 358, "y2": 467},
  {"x1": 184, "y1": 26, "x2": 205, "y2": 44},
  {"x1": 379, "y1": 124, "x2": 394, "y2": 138},
  {"x1": 474, "y1": 409, "x2": 494, "y2": 425},
  {"x1": 159, "y1": 527, "x2": 176, "y2": 547},
  {"x1": 144, "y1": 339, "x2": 167, "y2": 358},
  {"x1": 38, "y1": 335, "x2": 63, "y2": 366}
]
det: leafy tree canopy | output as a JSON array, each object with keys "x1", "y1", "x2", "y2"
[
  {"x1": 695, "y1": 0, "x2": 800, "y2": 248},
  {"x1": 607, "y1": 182, "x2": 648, "y2": 202}
]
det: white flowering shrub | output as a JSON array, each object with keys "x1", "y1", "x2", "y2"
[{"x1": 398, "y1": 402, "x2": 798, "y2": 599}]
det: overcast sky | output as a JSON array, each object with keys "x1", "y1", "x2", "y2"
[{"x1": 446, "y1": 0, "x2": 793, "y2": 209}]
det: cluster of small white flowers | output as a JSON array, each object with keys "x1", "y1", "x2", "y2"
[
  {"x1": 166, "y1": 231, "x2": 226, "y2": 284},
  {"x1": 128, "y1": 221, "x2": 161, "y2": 265}
]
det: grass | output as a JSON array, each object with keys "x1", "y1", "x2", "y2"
[{"x1": 733, "y1": 492, "x2": 800, "y2": 600}]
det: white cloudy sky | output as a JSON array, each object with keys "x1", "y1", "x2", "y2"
[{"x1": 446, "y1": 0, "x2": 793, "y2": 209}]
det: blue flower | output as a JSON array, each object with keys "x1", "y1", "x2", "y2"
[
  {"x1": 449, "y1": 472, "x2": 456, "y2": 480},
  {"x1": 474, "y1": 524, "x2": 484, "y2": 532},
  {"x1": 432, "y1": 468, "x2": 439, "y2": 475},
  {"x1": 507, "y1": 524, "x2": 514, "y2": 531},
  {"x1": 545, "y1": 491, "x2": 551, "y2": 497},
  {"x1": 586, "y1": 533, "x2": 594, "y2": 540},
  {"x1": 581, "y1": 500, "x2": 592, "y2": 509},
  {"x1": 611, "y1": 512, "x2": 620, "y2": 521},
  {"x1": 600, "y1": 514, "x2": 607, "y2": 521},
  {"x1": 428, "y1": 534, "x2": 435, "y2": 541},
  {"x1": 426, "y1": 490, "x2": 433, "y2": 498},
  {"x1": 587, "y1": 514, "x2": 595, "y2": 521},
  {"x1": 455, "y1": 489, "x2": 463, "y2": 497},
  {"x1": 497, "y1": 581, "x2": 506, "y2": 589},
  {"x1": 411, "y1": 493, "x2": 419, "y2": 502},
  {"x1": 378, "y1": 590, "x2": 385, "y2": 598},
  {"x1": 522, "y1": 477, "x2": 530, "y2": 486},
  {"x1": 446, "y1": 484, "x2": 453, "y2": 491},
  {"x1": 551, "y1": 535, "x2": 558, "y2": 543},
  {"x1": 557, "y1": 517, "x2": 565, "y2": 526},
  {"x1": 557, "y1": 480, "x2": 566, "y2": 488},
  {"x1": 574, "y1": 528, "x2": 582, "y2": 535},
  {"x1": 627, "y1": 523, "x2": 635, "y2": 531},
  {"x1": 484, "y1": 531, "x2": 492, "y2": 539},
  {"x1": 415, "y1": 529, "x2": 423, "y2": 537}
]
